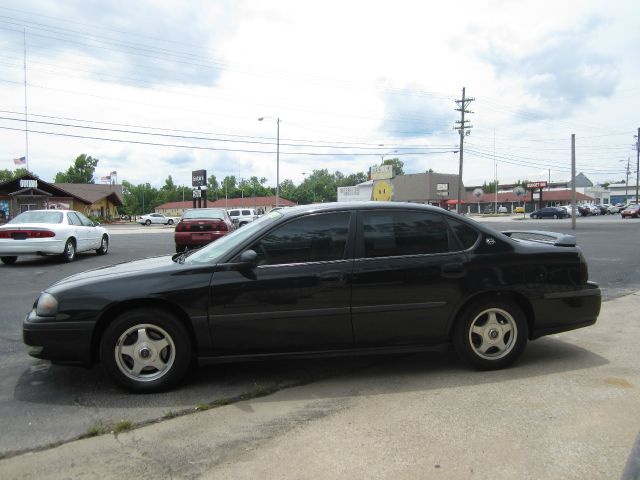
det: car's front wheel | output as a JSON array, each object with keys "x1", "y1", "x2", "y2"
[
  {"x1": 96, "y1": 235, "x2": 109, "y2": 255},
  {"x1": 453, "y1": 298, "x2": 528, "y2": 370},
  {"x1": 100, "y1": 309, "x2": 192, "y2": 393},
  {"x1": 1, "y1": 256, "x2": 17, "y2": 265},
  {"x1": 61, "y1": 239, "x2": 76, "y2": 262}
]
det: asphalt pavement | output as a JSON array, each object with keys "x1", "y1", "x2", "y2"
[{"x1": 0, "y1": 289, "x2": 638, "y2": 479}]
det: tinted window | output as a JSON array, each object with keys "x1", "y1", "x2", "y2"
[
  {"x1": 362, "y1": 210, "x2": 449, "y2": 258},
  {"x1": 447, "y1": 217, "x2": 480, "y2": 250},
  {"x1": 251, "y1": 212, "x2": 350, "y2": 265}
]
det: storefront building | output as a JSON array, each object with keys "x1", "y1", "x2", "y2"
[{"x1": 0, "y1": 174, "x2": 123, "y2": 222}]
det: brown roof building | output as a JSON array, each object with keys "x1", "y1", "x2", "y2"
[{"x1": 155, "y1": 196, "x2": 297, "y2": 216}]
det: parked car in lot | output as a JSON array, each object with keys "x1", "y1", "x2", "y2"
[
  {"x1": 174, "y1": 208, "x2": 234, "y2": 253},
  {"x1": 514, "y1": 206, "x2": 525, "y2": 214},
  {"x1": 497, "y1": 205, "x2": 508, "y2": 213},
  {"x1": 23, "y1": 202, "x2": 601, "y2": 392},
  {"x1": 0, "y1": 209, "x2": 109, "y2": 264},
  {"x1": 137, "y1": 213, "x2": 177, "y2": 226},
  {"x1": 227, "y1": 208, "x2": 259, "y2": 227},
  {"x1": 608, "y1": 203, "x2": 627, "y2": 214},
  {"x1": 529, "y1": 207, "x2": 568, "y2": 219},
  {"x1": 578, "y1": 205, "x2": 592, "y2": 216},
  {"x1": 621, "y1": 204, "x2": 640, "y2": 218}
]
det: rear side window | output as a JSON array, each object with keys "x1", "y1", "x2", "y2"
[
  {"x1": 251, "y1": 212, "x2": 350, "y2": 265},
  {"x1": 362, "y1": 210, "x2": 449, "y2": 258},
  {"x1": 447, "y1": 217, "x2": 480, "y2": 250}
]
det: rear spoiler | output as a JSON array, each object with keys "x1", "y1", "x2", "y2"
[{"x1": 501, "y1": 230, "x2": 577, "y2": 247}]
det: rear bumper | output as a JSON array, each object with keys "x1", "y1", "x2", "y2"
[
  {"x1": 23, "y1": 311, "x2": 94, "y2": 366},
  {"x1": 531, "y1": 281, "x2": 602, "y2": 339},
  {"x1": 0, "y1": 239, "x2": 65, "y2": 256},
  {"x1": 175, "y1": 231, "x2": 226, "y2": 247}
]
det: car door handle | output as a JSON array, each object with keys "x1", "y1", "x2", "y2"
[{"x1": 441, "y1": 263, "x2": 466, "y2": 278}]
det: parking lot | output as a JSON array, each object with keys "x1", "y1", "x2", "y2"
[{"x1": 0, "y1": 217, "x2": 639, "y2": 477}]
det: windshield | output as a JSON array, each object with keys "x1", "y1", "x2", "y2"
[
  {"x1": 9, "y1": 211, "x2": 63, "y2": 224},
  {"x1": 183, "y1": 209, "x2": 225, "y2": 220},
  {"x1": 185, "y1": 211, "x2": 281, "y2": 264}
]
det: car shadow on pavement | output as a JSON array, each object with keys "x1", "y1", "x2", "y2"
[{"x1": 14, "y1": 336, "x2": 608, "y2": 408}]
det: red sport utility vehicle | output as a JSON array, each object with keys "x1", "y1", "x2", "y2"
[{"x1": 174, "y1": 208, "x2": 234, "y2": 253}]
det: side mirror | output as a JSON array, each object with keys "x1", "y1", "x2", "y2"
[{"x1": 239, "y1": 249, "x2": 258, "y2": 269}]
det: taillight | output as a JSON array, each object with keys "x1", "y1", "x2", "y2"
[
  {"x1": 580, "y1": 260, "x2": 589, "y2": 283},
  {"x1": 218, "y1": 223, "x2": 228, "y2": 231},
  {"x1": 176, "y1": 222, "x2": 185, "y2": 232},
  {"x1": 0, "y1": 229, "x2": 56, "y2": 239}
]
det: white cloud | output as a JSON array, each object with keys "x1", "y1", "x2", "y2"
[{"x1": 0, "y1": 0, "x2": 637, "y2": 189}]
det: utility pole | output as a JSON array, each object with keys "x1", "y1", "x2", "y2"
[
  {"x1": 571, "y1": 134, "x2": 576, "y2": 230},
  {"x1": 635, "y1": 128, "x2": 640, "y2": 204},
  {"x1": 454, "y1": 87, "x2": 474, "y2": 214},
  {"x1": 625, "y1": 157, "x2": 630, "y2": 204}
]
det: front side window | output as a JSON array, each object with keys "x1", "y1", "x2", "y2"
[
  {"x1": 250, "y1": 212, "x2": 350, "y2": 265},
  {"x1": 362, "y1": 210, "x2": 450, "y2": 258}
]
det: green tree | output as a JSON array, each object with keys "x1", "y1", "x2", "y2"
[
  {"x1": 482, "y1": 180, "x2": 499, "y2": 194},
  {"x1": 0, "y1": 168, "x2": 32, "y2": 182},
  {"x1": 278, "y1": 179, "x2": 297, "y2": 202},
  {"x1": 381, "y1": 158, "x2": 404, "y2": 176},
  {"x1": 54, "y1": 154, "x2": 99, "y2": 183}
]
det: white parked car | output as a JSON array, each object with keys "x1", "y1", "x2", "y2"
[
  {"x1": 497, "y1": 206, "x2": 508, "y2": 213},
  {"x1": 227, "y1": 208, "x2": 259, "y2": 227},
  {"x1": 137, "y1": 213, "x2": 177, "y2": 226},
  {"x1": 0, "y1": 209, "x2": 109, "y2": 264}
]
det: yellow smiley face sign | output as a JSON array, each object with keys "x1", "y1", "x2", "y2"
[{"x1": 372, "y1": 179, "x2": 394, "y2": 201}]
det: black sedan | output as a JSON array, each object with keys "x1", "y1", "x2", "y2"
[
  {"x1": 23, "y1": 202, "x2": 601, "y2": 393},
  {"x1": 530, "y1": 207, "x2": 568, "y2": 219}
]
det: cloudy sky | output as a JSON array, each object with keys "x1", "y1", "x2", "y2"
[{"x1": 0, "y1": 0, "x2": 638, "y2": 190}]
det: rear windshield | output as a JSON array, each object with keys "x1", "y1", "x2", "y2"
[
  {"x1": 183, "y1": 209, "x2": 225, "y2": 220},
  {"x1": 9, "y1": 211, "x2": 64, "y2": 224}
]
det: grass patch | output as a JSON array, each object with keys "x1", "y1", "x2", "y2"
[
  {"x1": 195, "y1": 402, "x2": 211, "y2": 411},
  {"x1": 85, "y1": 421, "x2": 107, "y2": 437},
  {"x1": 253, "y1": 383, "x2": 268, "y2": 397},
  {"x1": 163, "y1": 410, "x2": 177, "y2": 419},
  {"x1": 111, "y1": 419, "x2": 133, "y2": 434}
]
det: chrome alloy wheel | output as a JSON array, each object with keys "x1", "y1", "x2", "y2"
[
  {"x1": 468, "y1": 308, "x2": 517, "y2": 360},
  {"x1": 114, "y1": 324, "x2": 176, "y2": 382}
]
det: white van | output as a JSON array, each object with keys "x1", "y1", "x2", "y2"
[{"x1": 227, "y1": 208, "x2": 259, "y2": 227}]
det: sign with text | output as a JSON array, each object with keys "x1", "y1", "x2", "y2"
[
  {"x1": 370, "y1": 164, "x2": 394, "y2": 180},
  {"x1": 19, "y1": 179, "x2": 37, "y2": 188},
  {"x1": 192, "y1": 169, "x2": 207, "y2": 187},
  {"x1": 527, "y1": 181, "x2": 547, "y2": 189}
]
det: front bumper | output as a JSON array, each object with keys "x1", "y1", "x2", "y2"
[{"x1": 23, "y1": 311, "x2": 95, "y2": 366}]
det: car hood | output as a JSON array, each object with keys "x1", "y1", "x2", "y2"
[{"x1": 50, "y1": 255, "x2": 176, "y2": 288}]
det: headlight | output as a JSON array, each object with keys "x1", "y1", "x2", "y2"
[{"x1": 36, "y1": 292, "x2": 59, "y2": 317}]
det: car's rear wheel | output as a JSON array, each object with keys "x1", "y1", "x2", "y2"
[
  {"x1": 1, "y1": 256, "x2": 17, "y2": 265},
  {"x1": 553, "y1": 214, "x2": 558, "y2": 219},
  {"x1": 145, "y1": 220, "x2": 151, "y2": 226},
  {"x1": 61, "y1": 239, "x2": 76, "y2": 262},
  {"x1": 453, "y1": 299, "x2": 528, "y2": 370},
  {"x1": 96, "y1": 235, "x2": 109, "y2": 255},
  {"x1": 100, "y1": 309, "x2": 192, "y2": 393},
  {"x1": 167, "y1": 219, "x2": 174, "y2": 225}
]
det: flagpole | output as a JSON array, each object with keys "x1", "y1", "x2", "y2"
[{"x1": 23, "y1": 27, "x2": 29, "y2": 172}]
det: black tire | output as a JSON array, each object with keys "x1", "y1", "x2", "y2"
[
  {"x1": 145, "y1": 219, "x2": 151, "y2": 226},
  {"x1": 553, "y1": 214, "x2": 558, "y2": 219},
  {"x1": 175, "y1": 244, "x2": 186, "y2": 253},
  {"x1": 1, "y1": 256, "x2": 17, "y2": 265},
  {"x1": 453, "y1": 298, "x2": 528, "y2": 370},
  {"x1": 531, "y1": 214, "x2": 537, "y2": 219},
  {"x1": 96, "y1": 234, "x2": 109, "y2": 255},
  {"x1": 167, "y1": 219, "x2": 174, "y2": 225},
  {"x1": 100, "y1": 308, "x2": 192, "y2": 393},
  {"x1": 61, "y1": 239, "x2": 76, "y2": 263}
]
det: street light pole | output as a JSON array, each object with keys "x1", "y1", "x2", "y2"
[{"x1": 258, "y1": 116, "x2": 280, "y2": 207}]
